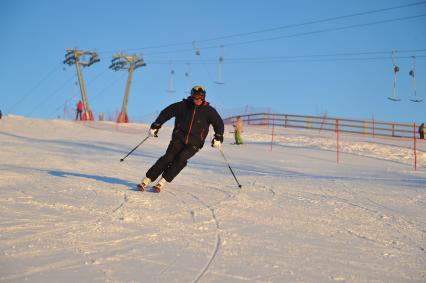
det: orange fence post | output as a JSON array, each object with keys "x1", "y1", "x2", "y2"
[
  {"x1": 318, "y1": 113, "x2": 327, "y2": 133},
  {"x1": 372, "y1": 115, "x2": 375, "y2": 137},
  {"x1": 336, "y1": 119, "x2": 340, "y2": 163},
  {"x1": 270, "y1": 115, "x2": 275, "y2": 151},
  {"x1": 414, "y1": 122, "x2": 417, "y2": 171}
]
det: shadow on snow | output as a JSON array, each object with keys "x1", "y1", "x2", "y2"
[{"x1": 48, "y1": 170, "x2": 138, "y2": 191}]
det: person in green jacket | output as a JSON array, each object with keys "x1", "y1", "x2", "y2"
[{"x1": 233, "y1": 116, "x2": 244, "y2": 145}]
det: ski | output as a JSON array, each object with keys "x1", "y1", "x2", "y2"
[
  {"x1": 136, "y1": 184, "x2": 161, "y2": 193},
  {"x1": 136, "y1": 183, "x2": 146, "y2": 191}
]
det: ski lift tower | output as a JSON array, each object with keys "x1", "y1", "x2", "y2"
[
  {"x1": 109, "y1": 52, "x2": 146, "y2": 123},
  {"x1": 63, "y1": 49, "x2": 100, "y2": 120}
]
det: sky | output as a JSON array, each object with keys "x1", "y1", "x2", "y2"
[{"x1": 1, "y1": 0, "x2": 425, "y2": 123}]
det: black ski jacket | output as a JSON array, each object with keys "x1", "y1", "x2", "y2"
[{"x1": 153, "y1": 97, "x2": 224, "y2": 148}]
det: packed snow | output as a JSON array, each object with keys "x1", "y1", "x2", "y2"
[{"x1": 0, "y1": 115, "x2": 425, "y2": 283}]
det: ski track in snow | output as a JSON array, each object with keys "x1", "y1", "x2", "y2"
[
  {"x1": 279, "y1": 179, "x2": 426, "y2": 255},
  {"x1": 165, "y1": 177, "x2": 246, "y2": 282}
]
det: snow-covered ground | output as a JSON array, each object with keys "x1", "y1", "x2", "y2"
[{"x1": 0, "y1": 116, "x2": 425, "y2": 283}]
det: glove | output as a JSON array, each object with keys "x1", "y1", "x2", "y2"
[
  {"x1": 149, "y1": 128, "x2": 158, "y2": 137},
  {"x1": 211, "y1": 134, "x2": 223, "y2": 149},
  {"x1": 149, "y1": 122, "x2": 161, "y2": 137},
  {"x1": 212, "y1": 139, "x2": 221, "y2": 149}
]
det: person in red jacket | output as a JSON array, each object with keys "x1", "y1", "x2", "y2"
[
  {"x1": 76, "y1": 100, "x2": 83, "y2": 120},
  {"x1": 137, "y1": 85, "x2": 224, "y2": 192}
]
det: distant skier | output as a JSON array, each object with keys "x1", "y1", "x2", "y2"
[
  {"x1": 419, "y1": 123, "x2": 424, "y2": 139},
  {"x1": 233, "y1": 116, "x2": 244, "y2": 145},
  {"x1": 0, "y1": 109, "x2": 2, "y2": 119},
  {"x1": 138, "y1": 85, "x2": 224, "y2": 192},
  {"x1": 76, "y1": 100, "x2": 83, "y2": 120}
]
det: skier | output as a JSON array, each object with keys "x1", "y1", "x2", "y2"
[
  {"x1": 0, "y1": 109, "x2": 2, "y2": 119},
  {"x1": 76, "y1": 100, "x2": 83, "y2": 120},
  {"x1": 233, "y1": 116, "x2": 244, "y2": 145},
  {"x1": 419, "y1": 123, "x2": 424, "y2": 139},
  {"x1": 138, "y1": 85, "x2": 224, "y2": 192}
]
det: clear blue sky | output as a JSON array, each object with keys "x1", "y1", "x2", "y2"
[{"x1": 1, "y1": 0, "x2": 425, "y2": 123}]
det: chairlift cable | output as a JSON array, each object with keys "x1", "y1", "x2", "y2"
[
  {"x1": 146, "y1": 54, "x2": 426, "y2": 65},
  {"x1": 144, "y1": 48, "x2": 426, "y2": 64},
  {"x1": 184, "y1": 63, "x2": 192, "y2": 94},
  {"x1": 97, "y1": 1, "x2": 426, "y2": 55},
  {"x1": 191, "y1": 44, "x2": 215, "y2": 82},
  {"x1": 8, "y1": 63, "x2": 62, "y2": 112},
  {"x1": 215, "y1": 46, "x2": 225, "y2": 84},
  {"x1": 213, "y1": 14, "x2": 426, "y2": 50},
  {"x1": 28, "y1": 74, "x2": 76, "y2": 116},
  {"x1": 167, "y1": 63, "x2": 176, "y2": 93},
  {"x1": 193, "y1": 1, "x2": 426, "y2": 44},
  {"x1": 138, "y1": 14, "x2": 426, "y2": 57},
  {"x1": 48, "y1": 69, "x2": 114, "y2": 118}
]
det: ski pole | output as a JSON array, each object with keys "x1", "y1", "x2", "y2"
[
  {"x1": 218, "y1": 148, "x2": 242, "y2": 188},
  {"x1": 120, "y1": 135, "x2": 150, "y2": 162}
]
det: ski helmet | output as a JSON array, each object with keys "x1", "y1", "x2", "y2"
[{"x1": 191, "y1": 85, "x2": 206, "y2": 100}]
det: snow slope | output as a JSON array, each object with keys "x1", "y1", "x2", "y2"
[{"x1": 0, "y1": 116, "x2": 425, "y2": 283}]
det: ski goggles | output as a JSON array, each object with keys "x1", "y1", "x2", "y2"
[{"x1": 192, "y1": 94, "x2": 205, "y2": 100}]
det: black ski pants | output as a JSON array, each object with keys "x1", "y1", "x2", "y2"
[{"x1": 146, "y1": 139, "x2": 199, "y2": 183}]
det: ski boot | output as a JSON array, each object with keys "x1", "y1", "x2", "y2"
[
  {"x1": 153, "y1": 178, "x2": 167, "y2": 193},
  {"x1": 137, "y1": 177, "x2": 151, "y2": 192}
]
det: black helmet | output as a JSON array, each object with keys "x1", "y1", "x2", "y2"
[{"x1": 191, "y1": 85, "x2": 206, "y2": 99}]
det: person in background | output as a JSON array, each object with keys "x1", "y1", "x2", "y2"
[
  {"x1": 76, "y1": 100, "x2": 83, "y2": 120},
  {"x1": 233, "y1": 116, "x2": 244, "y2": 145},
  {"x1": 0, "y1": 109, "x2": 2, "y2": 119},
  {"x1": 137, "y1": 85, "x2": 224, "y2": 193},
  {"x1": 419, "y1": 123, "x2": 424, "y2": 139}
]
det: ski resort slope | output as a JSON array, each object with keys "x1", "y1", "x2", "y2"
[{"x1": 0, "y1": 116, "x2": 425, "y2": 283}]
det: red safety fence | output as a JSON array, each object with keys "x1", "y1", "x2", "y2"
[
  {"x1": 224, "y1": 113, "x2": 420, "y2": 139},
  {"x1": 225, "y1": 113, "x2": 424, "y2": 170}
]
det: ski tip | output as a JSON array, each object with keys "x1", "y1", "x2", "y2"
[
  {"x1": 136, "y1": 183, "x2": 145, "y2": 191},
  {"x1": 153, "y1": 186, "x2": 161, "y2": 193}
]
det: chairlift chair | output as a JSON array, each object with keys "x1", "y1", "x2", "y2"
[
  {"x1": 214, "y1": 56, "x2": 225, "y2": 85},
  {"x1": 388, "y1": 50, "x2": 401, "y2": 101},
  {"x1": 167, "y1": 69, "x2": 176, "y2": 93},
  {"x1": 409, "y1": 56, "x2": 422, "y2": 103},
  {"x1": 192, "y1": 41, "x2": 201, "y2": 56},
  {"x1": 184, "y1": 63, "x2": 192, "y2": 94}
]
